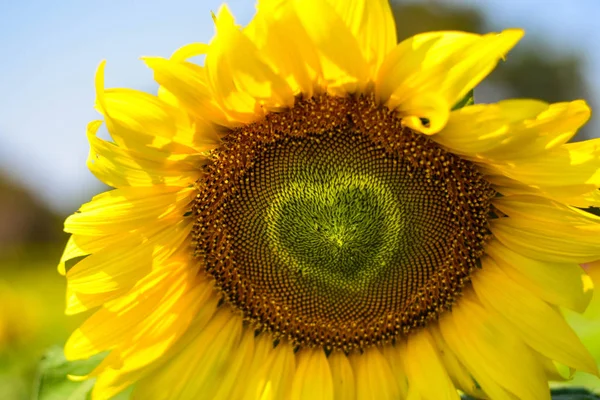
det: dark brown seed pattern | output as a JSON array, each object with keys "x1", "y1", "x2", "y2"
[{"x1": 191, "y1": 94, "x2": 494, "y2": 351}]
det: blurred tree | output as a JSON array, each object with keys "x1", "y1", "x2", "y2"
[
  {"x1": 392, "y1": 2, "x2": 484, "y2": 34},
  {"x1": 0, "y1": 173, "x2": 65, "y2": 258},
  {"x1": 390, "y1": 1, "x2": 595, "y2": 140}
]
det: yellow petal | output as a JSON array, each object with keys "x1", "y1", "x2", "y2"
[
  {"x1": 95, "y1": 61, "x2": 204, "y2": 148},
  {"x1": 328, "y1": 351, "x2": 356, "y2": 400},
  {"x1": 154, "y1": 82, "x2": 223, "y2": 150},
  {"x1": 485, "y1": 239, "x2": 593, "y2": 313},
  {"x1": 429, "y1": 326, "x2": 486, "y2": 399},
  {"x1": 292, "y1": 0, "x2": 370, "y2": 95},
  {"x1": 485, "y1": 138, "x2": 600, "y2": 198},
  {"x1": 170, "y1": 42, "x2": 209, "y2": 62},
  {"x1": 434, "y1": 99, "x2": 589, "y2": 159},
  {"x1": 290, "y1": 348, "x2": 334, "y2": 400},
  {"x1": 66, "y1": 219, "x2": 190, "y2": 303},
  {"x1": 133, "y1": 309, "x2": 243, "y2": 400},
  {"x1": 486, "y1": 173, "x2": 600, "y2": 208},
  {"x1": 211, "y1": 328, "x2": 257, "y2": 399},
  {"x1": 439, "y1": 291, "x2": 549, "y2": 400},
  {"x1": 65, "y1": 262, "x2": 211, "y2": 361},
  {"x1": 584, "y1": 259, "x2": 600, "y2": 284},
  {"x1": 349, "y1": 347, "x2": 399, "y2": 400},
  {"x1": 206, "y1": 5, "x2": 294, "y2": 123},
  {"x1": 325, "y1": 0, "x2": 396, "y2": 76},
  {"x1": 68, "y1": 230, "x2": 145, "y2": 258},
  {"x1": 560, "y1": 188, "x2": 600, "y2": 208},
  {"x1": 493, "y1": 100, "x2": 590, "y2": 158},
  {"x1": 380, "y1": 344, "x2": 409, "y2": 398},
  {"x1": 377, "y1": 29, "x2": 523, "y2": 134},
  {"x1": 536, "y1": 353, "x2": 574, "y2": 382},
  {"x1": 242, "y1": 340, "x2": 296, "y2": 400},
  {"x1": 493, "y1": 194, "x2": 600, "y2": 229},
  {"x1": 103, "y1": 88, "x2": 218, "y2": 153},
  {"x1": 246, "y1": 0, "x2": 321, "y2": 97},
  {"x1": 473, "y1": 257, "x2": 597, "y2": 374},
  {"x1": 228, "y1": 333, "x2": 275, "y2": 400},
  {"x1": 143, "y1": 57, "x2": 230, "y2": 127},
  {"x1": 403, "y1": 330, "x2": 459, "y2": 400},
  {"x1": 58, "y1": 236, "x2": 88, "y2": 275},
  {"x1": 173, "y1": 314, "x2": 245, "y2": 400},
  {"x1": 86, "y1": 121, "x2": 201, "y2": 188},
  {"x1": 93, "y1": 303, "x2": 230, "y2": 400},
  {"x1": 65, "y1": 186, "x2": 194, "y2": 236},
  {"x1": 491, "y1": 211, "x2": 600, "y2": 264}
]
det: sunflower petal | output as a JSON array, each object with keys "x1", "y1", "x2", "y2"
[
  {"x1": 403, "y1": 330, "x2": 459, "y2": 400},
  {"x1": 292, "y1": 0, "x2": 370, "y2": 95},
  {"x1": 96, "y1": 61, "x2": 219, "y2": 154},
  {"x1": 290, "y1": 349, "x2": 334, "y2": 400},
  {"x1": 485, "y1": 173, "x2": 600, "y2": 208},
  {"x1": 380, "y1": 345, "x2": 409, "y2": 398},
  {"x1": 86, "y1": 121, "x2": 201, "y2": 188},
  {"x1": 328, "y1": 351, "x2": 356, "y2": 400},
  {"x1": 58, "y1": 236, "x2": 88, "y2": 275},
  {"x1": 486, "y1": 138, "x2": 600, "y2": 198},
  {"x1": 242, "y1": 340, "x2": 296, "y2": 400},
  {"x1": 170, "y1": 42, "x2": 209, "y2": 62},
  {"x1": 65, "y1": 262, "x2": 211, "y2": 361},
  {"x1": 434, "y1": 100, "x2": 590, "y2": 160},
  {"x1": 485, "y1": 239, "x2": 593, "y2": 313},
  {"x1": 92, "y1": 298, "x2": 225, "y2": 400},
  {"x1": 349, "y1": 347, "x2": 399, "y2": 400},
  {"x1": 324, "y1": 0, "x2": 396, "y2": 76},
  {"x1": 66, "y1": 220, "x2": 191, "y2": 302},
  {"x1": 429, "y1": 326, "x2": 486, "y2": 399},
  {"x1": 103, "y1": 88, "x2": 217, "y2": 152},
  {"x1": 439, "y1": 291, "x2": 549, "y2": 400},
  {"x1": 245, "y1": 0, "x2": 321, "y2": 97},
  {"x1": 228, "y1": 333, "x2": 274, "y2": 400},
  {"x1": 132, "y1": 309, "x2": 243, "y2": 400},
  {"x1": 494, "y1": 194, "x2": 600, "y2": 228},
  {"x1": 143, "y1": 57, "x2": 230, "y2": 127},
  {"x1": 66, "y1": 243, "x2": 164, "y2": 316},
  {"x1": 377, "y1": 29, "x2": 523, "y2": 134},
  {"x1": 473, "y1": 257, "x2": 597, "y2": 374},
  {"x1": 206, "y1": 4, "x2": 294, "y2": 123},
  {"x1": 491, "y1": 210, "x2": 600, "y2": 264},
  {"x1": 65, "y1": 186, "x2": 194, "y2": 236},
  {"x1": 211, "y1": 328, "x2": 257, "y2": 399}
]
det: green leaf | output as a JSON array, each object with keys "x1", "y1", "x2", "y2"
[
  {"x1": 452, "y1": 89, "x2": 475, "y2": 110},
  {"x1": 462, "y1": 388, "x2": 600, "y2": 400},
  {"x1": 549, "y1": 388, "x2": 600, "y2": 399},
  {"x1": 32, "y1": 346, "x2": 131, "y2": 400}
]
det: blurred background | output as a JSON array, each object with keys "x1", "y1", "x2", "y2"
[{"x1": 1, "y1": 0, "x2": 599, "y2": 398}]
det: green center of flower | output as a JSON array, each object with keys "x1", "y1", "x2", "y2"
[
  {"x1": 192, "y1": 94, "x2": 494, "y2": 351},
  {"x1": 265, "y1": 148, "x2": 406, "y2": 292}
]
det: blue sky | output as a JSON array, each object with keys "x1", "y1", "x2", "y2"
[{"x1": 1, "y1": 0, "x2": 599, "y2": 213}]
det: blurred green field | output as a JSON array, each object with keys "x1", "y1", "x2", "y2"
[{"x1": 0, "y1": 246, "x2": 87, "y2": 400}]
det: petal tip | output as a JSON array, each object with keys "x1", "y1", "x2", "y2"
[
  {"x1": 501, "y1": 28, "x2": 525, "y2": 42},
  {"x1": 95, "y1": 60, "x2": 108, "y2": 114},
  {"x1": 497, "y1": 28, "x2": 525, "y2": 58}
]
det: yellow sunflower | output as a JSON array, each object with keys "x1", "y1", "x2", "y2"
[{"x1": 59, "y1": 0, "x2": 600, "y2": 399}]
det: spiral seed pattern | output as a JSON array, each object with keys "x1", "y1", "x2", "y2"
[{"x1": 192, "y1": 94, "x2": 494, "y2": 351}]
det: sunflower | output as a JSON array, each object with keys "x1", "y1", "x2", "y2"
[{"x1": 59, "y1": 0, "x2": 600, "y2": 399}]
